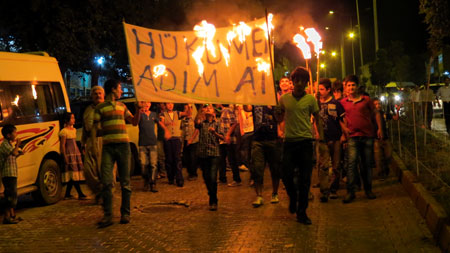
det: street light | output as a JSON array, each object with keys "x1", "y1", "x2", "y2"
[
  {"x1": 348, "y1": 32, "x2": 356, "y2": 75},
  {"x1": 329, "y1": 10, "x2": 334, "y2": 15},
  {"x1": 331, "y1": 51, "x2": 337, "y2": 57},
  {"x1": 95, "y1": 56, "x2": 105, "y2": 87}
]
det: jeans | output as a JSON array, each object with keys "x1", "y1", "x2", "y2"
[
  {"x1": 164, "y1": 138, "x2": 183, "y2": 185},
  {"x1": 183, "y1": 142, "x2": 198, "y2": 177},
  {"x1": 101, "y1": 143, "x2": 131, "y2": 218},
  {"x1": 317, "y1": 140, "x2": 342, "y2": 194},
  {"x1": 139, "y1": 145, "x2": 158, "y2": 184},
  {"x1": 157, "y1": 140, "x2": 166, "y2": 174},
  {"x1": 250, "y1": 139, "x2": 281, "y2": 185},
  {"x1": 219, "y1": 143, "x2": 241, "y2": 183},
  {"x1": 199, "y1": 156, "x2": 219, "y2": 205},
  {"x1": 282, "y1": 140, "x2": 314, "y2": 213},
  {"x1": 374, "y1": 139, "x2": 392, "y2": 178},
  {"x1": 236, "y1": 132, "x2": 253, "y2": 168},
  {"x1": 347, "y1": 137, "x2": 374, "y2": 193},
  {"x1": 444, "y1": 102, "x2": 450, "y2": 134}
]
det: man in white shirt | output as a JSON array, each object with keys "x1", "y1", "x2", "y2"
[
  {"x1": 436, "y1": 77, "x2": 450, "y2": 134},
  {"x1": 420, "y1": 86, "x2": 435, "y2": 129}
]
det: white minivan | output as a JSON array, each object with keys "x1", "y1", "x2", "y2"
[{"x1": 0, "y1": 51, "x2": 70, "y2": 204}]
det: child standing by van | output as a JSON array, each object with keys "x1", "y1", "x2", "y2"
[
  {"x1": 0, "y1": 124, "x2": 23, "y2": 224},
  {"x1": 60, "y1": 112, "x2": 87, "y2": 200}
]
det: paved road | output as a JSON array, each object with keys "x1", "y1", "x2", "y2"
[{"x1": 0, "y1": 168, "x2": 440, "y2": 252}]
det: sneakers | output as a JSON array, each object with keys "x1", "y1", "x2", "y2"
[
  {"x1": 297, "y1": 212, "x2": 312, "y2": 225},
  {"x1": 97, "y1": 217, "x2": 113, "y2": 228},
  {"x1": 239, "y1": 165, "x2": 249, "y2": 171},
  {"x1": 150, "y1": 184, "x2": 158, "y2": 193},
  {"x1": 320, "y1": 194, "x2": 328, "y2": 203},
  {"x1": 365, "y1": 191, "x2": 377, "y2": 199},
  {"x1": 252, "y1": 196, "x2": 264, "y2": 207},
  {"x1": 227, "y1": 181, "x2": 242, "y2": 187},
  {"x1": 342, "y1": 193, "x2": 356, "y2": 204},
  {"x1": 270, "y1": 193, "x2": 279, "y2": 204},
  {"x1": 3, "y1": 217, "x2": 19, "y2": 224},
  {"x1": 120, "y1": 216, "x2": 130, "y2": 224},
  {"x1": 209, "y1": 204, "x2": 218, "y2": 211},
  {"x1": 187, "y1": 175, "x2": 198, "y2": 181},
  {"x1": 329, "y1": 192, "x2": 338, "y2": 199}
]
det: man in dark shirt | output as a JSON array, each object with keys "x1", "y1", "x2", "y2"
[
  {"x1": 317, "y1": 78, "x2": 346, "y2": 202},
  {"x1": 250, "y1": 105, "x2": 281, "y2": 207}
]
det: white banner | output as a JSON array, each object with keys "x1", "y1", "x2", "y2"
[{"x1": 124, "y1": 18, "x2": 276, "y2": 105}]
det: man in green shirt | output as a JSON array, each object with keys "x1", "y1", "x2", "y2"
[{"x1": 278, "y1": 67, "x2": 322, "y2": 225}]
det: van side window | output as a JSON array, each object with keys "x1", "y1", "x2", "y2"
[
  {"x1": 8, "y1": 83, "x2": 55, "y2": 117},
  {"x1": 51, "y1": 83, "x2": 66, "y2": 113}
]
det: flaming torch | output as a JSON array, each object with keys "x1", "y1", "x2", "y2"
[
  {"x1": 192, "y1": 20, "x2": 217, "y2": 76},
  {"x1": 304, "y1": 28, "x2": 322, "y2": 95},
  {"x1": 153, "y1": 64, "x2": 168, "y2": 78},
  {"x1": 293, "y1": 33, "x2": 314, "y2": 93},
  {"x1": 12, "y1": 95, "x2": 20, "y2": 106}
]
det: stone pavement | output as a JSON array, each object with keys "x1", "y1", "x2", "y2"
[{"x1": 0, "y1": 168, "x2": 440, "y2": 252}]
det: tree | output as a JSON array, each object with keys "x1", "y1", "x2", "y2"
[
  {"x1": 419, "y1": 0, "x2": 450, "y2": 57},
  {"x1": 0, "y1": 0, "x2": 192, "y2": 85},
  {"x1": 370, "y1": 49, "x2": 392, "y2": 87}
]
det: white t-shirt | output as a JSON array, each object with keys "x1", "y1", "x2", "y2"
[{"x1": 437, "y1": 86, "x2": 450, "y2": 102}]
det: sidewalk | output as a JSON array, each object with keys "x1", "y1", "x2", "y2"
[{"x1": 0, "y1": 169, "x2": 440, "y2": 252}]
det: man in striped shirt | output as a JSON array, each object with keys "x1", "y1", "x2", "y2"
[{"x1": 94, "y1": 79, "x2": 141, "y2": 228}]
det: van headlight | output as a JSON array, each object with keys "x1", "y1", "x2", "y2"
[
  {"x1": 380, "y1": 96, "x2": 386, "y2": 102},
  {"x1": 394, "y1": 95, "x2": 401, "y2": 102}
]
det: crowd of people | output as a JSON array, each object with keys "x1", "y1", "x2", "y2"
[{"x1": 1, "y1": 67, "x2": 402, "y2": 227}]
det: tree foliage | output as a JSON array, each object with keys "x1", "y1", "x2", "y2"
[
  {"x1": 370, "y1": 41, "x2": 413, "y2": 87},
  {"x1": 419, "y1": 0, "x2": 450, "y2": 56},
  {"x1": 0, "y1": 0, "x2": 191, "y2": 81}
]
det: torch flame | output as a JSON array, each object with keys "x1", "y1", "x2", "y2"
[
  {"x1": 256, "y1": 58, "x2": 271, "y2": 76},
  {"x1": 192, "y1": 46, "x2": 205, "y2": 76},
  {"x1": 32, "y1": 84, "x2": 37, "y2": 99},
  {"x1": 236, "y1": 21, "x2": 251, "y2": 43},
  {"x1": 259, "y1": 13, "x2": 274, "y2": 39},
  {"x1": 304, "y1": 28, "x2": 322, "y2": 55},
  {"x1": 12, "y1": 95, "x2": 20, "y2": 106},
  {"x1": 194, "y1": 20, "x2": 217, "y2": 57},
  {"x1": 227, "y1": 30, "x2": 237, "y2": 45},
  {"x1": 153, "y1": 64, "x2": 168, "y2": 78},
  {"x1": 293, "y1": 34, "x2": 311, "y2": 59},
  {"x1": 219, "y1": 44, "x2": 230, "y2": 66}
]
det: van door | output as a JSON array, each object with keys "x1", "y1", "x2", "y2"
[{"x1": 1, "y1": 81, "x2": 61, "y2": 189}]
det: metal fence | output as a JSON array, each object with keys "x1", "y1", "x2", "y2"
[{"x1": 388, "y1": 99, "x2": 450, "y2": 213}]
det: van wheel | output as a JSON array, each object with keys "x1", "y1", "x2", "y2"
[{"x1": 32, "y1": 159, "x2": 62, "y2": 204}]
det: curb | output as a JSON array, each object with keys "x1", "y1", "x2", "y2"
[{"x1": 392, "y1": 152, "x2": 449, "y2": 252}]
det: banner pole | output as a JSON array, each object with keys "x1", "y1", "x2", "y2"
[
  {"x1": 265, "y1": 9, "x2": 278, "y2": 105},
  {"x1": 122, "y1": 19, "x2": 138, "y2": 99}
]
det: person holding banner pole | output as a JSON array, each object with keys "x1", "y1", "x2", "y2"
[
  {"x1": 160, "y1": 103, "x2": 191, "y2": 187},
  {"x1": 194, "y1": 104, "x2": 224, "y2": 211}
]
